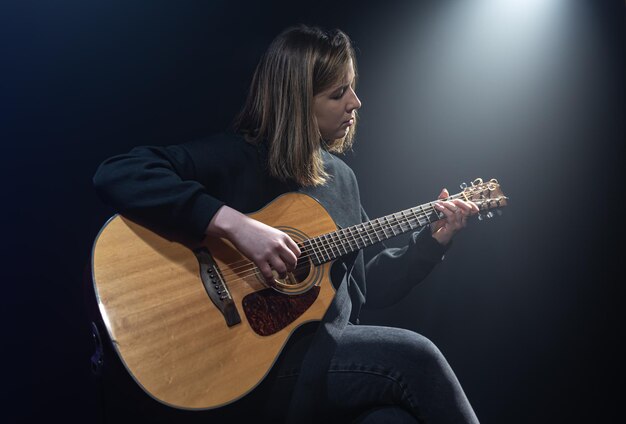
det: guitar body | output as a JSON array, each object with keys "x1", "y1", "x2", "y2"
[{"x1": 91, "y1": 192, "x2": 337, "y2": 410}]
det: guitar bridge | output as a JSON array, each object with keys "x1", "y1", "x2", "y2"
[{"x1": 194, "y1": 247, "x2": 241, "y2": 327}]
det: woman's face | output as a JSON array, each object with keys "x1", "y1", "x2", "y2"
[{"x1": 313, "y1": 59, "x2": 362, "y2": 142}]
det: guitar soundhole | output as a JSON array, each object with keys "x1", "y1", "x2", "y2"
[{"x1": 269, "y1": 256, "x2": 313, "y2": 294}]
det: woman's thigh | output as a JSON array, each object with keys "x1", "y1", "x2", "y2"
[{"x1": 262, "y1": 325, "x2": 477, "y2": 423}]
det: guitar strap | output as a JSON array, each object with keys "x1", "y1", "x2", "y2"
[{"x1": 286, "y1": 261, "x2": 354, "y2": 424}]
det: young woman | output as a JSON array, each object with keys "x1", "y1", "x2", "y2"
[{"x1": 94, "y1": 25, "x2": 480, "y2": 423}]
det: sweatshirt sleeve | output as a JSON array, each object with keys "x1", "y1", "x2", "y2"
[
  {"x1": 93, "y1": 141, "x2": 225, "y2": 241},
  {"x1": 362, "y1": 206, "x2": 449, "y2": 309}
]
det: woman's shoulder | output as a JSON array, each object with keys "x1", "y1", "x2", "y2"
[
  {"x1": 321, "y1": 150, "x2": 357, "y2": 182},
  {"x1": 300, "y1": 150, "x2": 362, "y2": 229}
]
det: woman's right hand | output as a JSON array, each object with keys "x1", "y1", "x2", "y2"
[{"x1": 205, "y1": 205, "x2": 301, "y2": 283}]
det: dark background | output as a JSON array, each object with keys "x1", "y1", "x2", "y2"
[{"x1": 1, "y1": 0, "x2": 622, "y2": 423}]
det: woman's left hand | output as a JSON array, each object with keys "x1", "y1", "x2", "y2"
[{"x1": 431, "y1": 188, "x2": 479, "y2": 246}]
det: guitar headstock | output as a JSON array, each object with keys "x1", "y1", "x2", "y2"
[{"x1": 459, "y1": 178, "x2": 508, "y2": 220}]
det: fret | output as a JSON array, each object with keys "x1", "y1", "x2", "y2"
[
  {"x1": 343, "y1": 226, "x2": 355, "y2": 251},
  {"x1": 336, "y1": 231, "x2": 345, "y2": 255},
  {"x1": 387, "y1": 213, "x2": 396, "y2": 233},
  {"x1": 401, "y1": 210, "x2": 415, "y2": 230},
  {"x1": 329, "y1": 233, "x2": 340, "y2": 258},
  {"x1": 309, "y1": 237, "x2": 322, "y2": 263},
  {"x1": 369, "y1": 220, "x2": 378, "y2": 241},
  {"x1": 399, "y1": 210, "x2": 407, "y2": 230},
  {"x1": 336, "y1": 228, "x2": 350, "y2": 255},
  {"x1": 331, "y1": 231, "x2": 346, "y2": 256},
  {"x1": 316, "y1": 235, "x2": 331, "y2": 262},
  {"x1": 370, "y1": 220, "x2": 382, "y2": 242},
  {"x1": 356, "y1": 224, "x2": 368, "y2": 247},
  {"x1": 331, "y1": 231, "x2": 345, "y2": 257},
  {"x1": 347, "y1": 228, "x2": 357, "y2": 252},
  {"x1": 411, "y1": 208, "x2": 425, "y2": 227},
  {"x1": 323, "y1": 233, "x2": 339, "y2": 259},
  {"x1": 380, "y1": 217, "x2": 391, "y2": 239},
  {"x1": 304, "y1": 240, "x2": 321, "y2": 266},
  {"x1": 431, "y1": 202, "x2": 445, "y2": 220},
  {"x1": 420, "y1": 204, "x2": 433, "y2": 224},
  {"x1": 349, "y1": 225, "x2": 357, "y2": 248},
  {"x1": 377, "y1": 217, "x2": 390, "y2": 239},
  {"x1": 323, "y1": 233, "x2": 334, "y2": 259},
  {"x1": 409, "y1": 209, "x2": 418, "y2": 229},
  {"x1": 351, "y1": 225, "x2": 363, "y2": 249},
  {"x1": 315, "y1": 237, "x2": 330, "y2": 262},
  {"x1": 363, "y1": 222, "x2": 375, "y2": 245},
  {"x1": 391, "y1": 213, "x2": 403, "y2": 232},
  {"x1": 394, "y1": 214, "x2": 403, "y2": 233},
  {"x1": 387, "y1": 214, "x2": 397, "y2": 234},
  {"x1": 384, "y1": 215, "x2": 397, "y2": 236},
  {"x1": 393, "y1": 212, "x2": 404, "y2": 233},
  {"x1": 332, "y1": 231, "x2": 346, "y2": 256},
  {"x1": 344, "y1": 226, "x2": 354, "y2": 250}
]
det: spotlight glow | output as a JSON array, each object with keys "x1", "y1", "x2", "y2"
[{"x1": 386, "y1": 0, "x2": 569, "y2": 153}]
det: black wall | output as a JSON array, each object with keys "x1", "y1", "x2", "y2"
[{"x1": 2, "y1": 1, "x2": 622, "y2": 422}]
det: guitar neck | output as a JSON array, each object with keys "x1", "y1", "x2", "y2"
[{"x1": 303, "y1": 194, "x2": 463, "y2": 266}]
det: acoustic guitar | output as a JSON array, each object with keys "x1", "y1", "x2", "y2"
[{"x1": 90, "y1": 178, "x2": 506, "y2": 410}]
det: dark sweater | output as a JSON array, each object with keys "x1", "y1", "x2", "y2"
[{"x1": 93, "y1": 131, "x2": 448, "y2": 324}]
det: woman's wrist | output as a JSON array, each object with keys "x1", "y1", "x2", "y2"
[{"x1": 205, "y1": 205, "x2": 242, "y2": 238}]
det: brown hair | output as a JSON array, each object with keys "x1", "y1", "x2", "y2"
[{"x1": 234, "y1": 25, "x2": 358, "y2": 186}]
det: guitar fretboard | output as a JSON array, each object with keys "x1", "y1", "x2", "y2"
[{"x1": 302, "y1": 196, "x2": 461, "y2": 265}]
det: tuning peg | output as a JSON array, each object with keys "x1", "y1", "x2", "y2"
[
  {"x1": 486, "y1": 211, "x2": 494, "y2": 219},
  {"x1": 460, "y1": 182, "x2": 468, "y2": 189},
  {"x1": 478, "y1": 214, "x2": 484, "y2": 221}
]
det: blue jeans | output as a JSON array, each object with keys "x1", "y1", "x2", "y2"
[{"x1": 260, "y1": 325, "x2": 479, "y2": 423}]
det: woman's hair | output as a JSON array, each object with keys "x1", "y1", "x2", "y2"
[{"x1": 234, "y1": 25, "x2": 358, "y2": 186}]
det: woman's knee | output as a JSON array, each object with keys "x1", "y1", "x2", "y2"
[
  {"x1": 405, "y1": 331, "x2": 446, "y2": 365},
  {"x1": 373, "y1": 327, "x2": 447, "y2": 368},
  {"x1": 337, "y1": 326, "x2": 448, "y2": 369}
]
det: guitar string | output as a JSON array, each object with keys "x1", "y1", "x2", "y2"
[
  {"x1": 216, "y1": 201, "x2": 445, "y2": 279},
  {"x1": 216, "y1": 191, "x2": 480, "y2": 277},
  {"x1": 215, "y1": 192, "x2": 472, "y2": 275},
  {"x1": 214, "y1": 209, "x2": 429, "y2": 286},
  {"x1": 214, "y1": 194, "x2": 499, "y2": 285},
  {"x1": 214, "y1": 202, "x2": 494, "y2": 287},
  {"x1": 215, "y1": 192, "x2": 489, "y2": 281}
]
